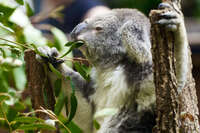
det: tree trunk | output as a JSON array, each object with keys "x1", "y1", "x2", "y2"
[
  {"x1": 24, "y1": 50, "x2": 57, "y2": 133},
  {"x1": 149, "y1": 0, "x2": 200, "y2": 132}
]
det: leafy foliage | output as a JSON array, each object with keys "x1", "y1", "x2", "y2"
[{"x1": 0, "y1": 0, "x2": 89, "y2": 132}]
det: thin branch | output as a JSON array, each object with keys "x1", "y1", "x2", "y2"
[{"x1": 0, "y1": 37, "x2": 32, "y2": 49}]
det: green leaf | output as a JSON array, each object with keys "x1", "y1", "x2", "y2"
[
  {"x1": 64, "y1": 41, "x2": 74, "y2": 47},
  {"x1": 66, "y1": 121, "x2": 83, "y2": 133},
  {"x1": 54, "y1": 93, "x2": 67, "y2": 115},
  {"x1": 93, "y1": 119, "x2": 100, "y2": 130},
  {"x1": 74, "y1": 62, "x2": 90, "y2": 81},
  {"x1": 15, "y1": 116, "x2": 44, "y2": 123},
  {"x1": 0, "y1": 4, "x2": 15, "y2": 22},
  {"x1": 13, "y1": 66, "x2": 27, "y2": 91},
  {"x1": 0, "y1": 93, "x2": 10, "y2": 102},
  {"x1": 59, "y1": 41, "x2": 84, "y2": 58},
  {"x1": 70, "y1": 80, "x2": 75, "y2": 94},
  {"x1": 17, "y1": 123, "x2": 56, "y2": 130},
  {"x1": 0, "y1": 23, "x2": 14, "y2": 35},
  {"x1": 58, "y1": 114, "x2": 82, "y2": 133},
  {"x1": 25, "y1": 2, "x2": 34, "y2": 17},
  {"x1": 23, "y1": 25, "x2": 47, "y2": 45},
  {"x1": 51, "y1": 27, "x2": 68, "y2": 51},
  {"x1": 65, "y1": 96, "x2": 69, "y2": 116},
  {"x1": 0, "y1": 43, "x2": 20, "y2": 49},
  {"x1": 7, "y1": 107, "x2": 18, "y2": 122},
  {"x1": 54, "y1": 78, "x2": 62, "y2": 97},
  {"x1": 9, "y1": 8, "x2": 30, "y2": 27},
  {"x1": 48, "y1": 63, "x2": 62, "y2": 78},
  {"x1": 67, "y1": 93, "x2": 77, "y2": 123},
  {"x1": 15, "y1": 0, "x2": 24, "y2": 5},
  {"x1": 0, "y1": 48, "x2": 6, "y2": 57},
  {"x1": 30, "y1": 44, "x2": 45, "y2": 57},
  {"x1": 13, "y1": 101, "x2": 26, "y2": 111},
  {"x1": 59, "y1": 47, "x2": 72, "y2": 58}
]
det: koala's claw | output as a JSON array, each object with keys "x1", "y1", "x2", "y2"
[
  {"x1": 36, "y1": 46, "x2": 64, "y2": 67},
  {"x1": 159, "y1": 11, "x2": 177, "y2": 19},
  {"x1": 38, "y1": 46, "x2": 58, "y2": 57},
  {"x1": 158, "y1": 2, "x2": 172, "y2": 9},
  {"x1": 51, "y1": 47, "x2": 59, "y2": 57},
  {"x1": 157, "y1": 18, "x2": 180, "y2": 25},
  {"x1": 156, "y1": 8, "x2": 181, "y2": 31}
]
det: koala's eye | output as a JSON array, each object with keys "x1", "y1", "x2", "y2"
[{"x1": 95, "y1": 26, "x2": 103, "y2": 31}]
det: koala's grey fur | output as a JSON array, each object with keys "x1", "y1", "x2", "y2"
[
  {"x1": 54, "y1": 8, "x2": 155, "y2": 133},
  {"x1": 38, "y1": 3, "x2": 188, "y2": 132}
]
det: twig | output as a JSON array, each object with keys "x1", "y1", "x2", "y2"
[{"x1": 0, "y1": 37, "x2": 32, "y2": 49}]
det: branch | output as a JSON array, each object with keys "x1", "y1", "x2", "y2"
[
  {"x1": 150, "y1": 0, "x2": 200, "y2": 132},
  {"x1": 24, "y1": 50, "x2": 57, "y2": 133}
]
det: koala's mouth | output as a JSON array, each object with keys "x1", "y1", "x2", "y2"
[{"x1": 78, "y1": 41, "x2": 91, "y2": 56}]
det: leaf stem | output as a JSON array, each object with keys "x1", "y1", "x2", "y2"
[
  {"x1": 0, "y1": 37, "x2": 32, "y2": 49},
  {"x1": 22, "y1": 107, "x2": 71, "y2": 133},
  {"x1": 0, "y1": 102, "x2": 12, "y2": 132}
]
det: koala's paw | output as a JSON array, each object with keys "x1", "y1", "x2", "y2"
[
  {"x1": 157, "y1": 2, "x2": 182, "y2": 31},
  {"x1": 36, "y1": 46, "x2": 64, "y2": 67}
]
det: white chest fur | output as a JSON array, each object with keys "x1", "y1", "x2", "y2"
[
  {"x1": 89, "y1": 65, "x2": 155, "y2": 128},
  {"x1": 90, "y1": 66, "x2": 131, "y2": 113}
]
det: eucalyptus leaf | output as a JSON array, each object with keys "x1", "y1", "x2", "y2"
[
  {"x1": 13, "y1": 101, "x2": 26, "y2": 111},
  {"x1": 65, "y1": 121, "x2": 83, "y2": 133},
  {"x1": 7, "y1": 107, "x2": 18, "y2": 122},
  {"x1": 93, "y1": 119, "x2": 100, "y2": 130},
  {"x1": 54, "y1": 78, "x2": 62, "y2": 97},
  {"x1": 9, "y1": 8, "x2": 30, "y2": 27},
  {"x1": 59, "y1": 41, "x2": 84, "y2": 58},
  {"x1": 15, "y1": 0, "x2": 24, "y2": 5},
  {"x1": 48, "y1": 63, "x2": 62, "y2": 78},
  {"x1": 15, "y1": 116, "x2": 44, "y2": 123},
  {"x1": 0, "y1": 4, "x2": 15, "y2": 21},
  {"x1": 0, "y1": 93, "x2": 10, "y2": 102},
  {"x1": 0, "y1": 23, "x2": 14, "y2": 34},
  {"x1": 23, "y1": 25, "x2": 47, "y2": 46},
  {"x1": 74, "y1": 62, "x2": 90, "y2": 81},
  {"x1": 54, "y1": 93, "x2": 68, "y2": 115},
  {"x1": 51, "y1": 27, "x2": 68, "y2": 51},
  {"x1": 0, "y1": 48, "x2": 6, "y2": 57},
  {"x1": 25, "y1": 2, "x2": 34, "y2": 17},
  {"x1": 13, "y1": 67, "x2": 26, "y2": 90},
  {"x1": 70, "y1": 80, "x2": 75, "y2": 94},
  {"x1": 59, "y1": 46, "x2": 73, "y2": 58},
  {"x1": 64, "y1": 41, "x2": 74, "y2": 47},
  {"x1": 17, "y1": 123, "x2": 56, "y2": 130},
  {"x1": 31, "y1": 44, "x2": 47, "y2": 57},
  {"x1": 67, "y1": 93, "x2": 77, "y2": 123}
]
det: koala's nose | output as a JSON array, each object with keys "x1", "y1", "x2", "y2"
[{"x1": 71, "y1": 22, "x2": 88, "y2": 40}]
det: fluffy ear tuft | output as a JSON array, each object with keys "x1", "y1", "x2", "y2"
[{"x1": 120, "y1": 20, "x2": 151, "y2": 63}]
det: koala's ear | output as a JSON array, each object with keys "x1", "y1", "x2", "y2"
[{"x1": 120, "y1": 20, "x2": 152, "y2": 63}]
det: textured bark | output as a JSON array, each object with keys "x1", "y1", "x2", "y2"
[
  {"x1": 193, "y1": 66, "x2": 200, "y2": 121},
  {"x1": 150, "y1": 0, "x2": 200, "y2": 132},
  {"x1": 24, "y1": 50, "x2": 56, "y2": 133}
]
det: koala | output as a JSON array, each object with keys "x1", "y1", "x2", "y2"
[{"x1": 37, "y1": 2, "x2": 188, "y2": 133}]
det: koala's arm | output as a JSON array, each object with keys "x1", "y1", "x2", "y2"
[
  {"x1": 157, "y1": 3, "x2": 188, "y2": 91},
  {"x1": 120, "y1": 20, "x2": 152, "y2": 63},
  {"x1": 174, "y1": 17, "x2": 188, "y2": 91},
  {"x1": 57, "y1": 63, "x2": 88, "y2": 90}
]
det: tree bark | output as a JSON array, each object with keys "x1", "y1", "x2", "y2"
[
  {"x1": 150, "y1": 0, "x2": 200, "y2": 132},
  {"x1": 24, "y1": 50, "x2": 57, "y2": 133}
]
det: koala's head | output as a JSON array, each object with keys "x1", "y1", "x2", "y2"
[{"x1": 71, "y1": 12, "x2": 126, "y2": 67}]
